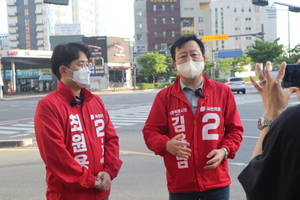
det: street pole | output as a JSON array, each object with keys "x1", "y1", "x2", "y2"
[
  {"x1": 134, "y1": 64, "x2": 136, "y2": 90},
  {"x1": 0, "y1": 57, "x2": 3, "y2": 99},
  {"x1": 288, "y1": 10, "x2": 290, "y2": 58}
]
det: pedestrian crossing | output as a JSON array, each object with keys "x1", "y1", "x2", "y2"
[{"x1": 0, "y1": 105, "x2": 152, "y2": 139}]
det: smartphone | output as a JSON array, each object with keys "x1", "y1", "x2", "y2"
[{"x1": 282, "y1": 64, "x2": 300, "y2": 88}]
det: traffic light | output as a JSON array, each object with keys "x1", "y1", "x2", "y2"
[
  {"x1": 252, "y1": 0, "x2": 268, "y2": 6},
  {"x1": 43, "y1": 0, "x2": 69, "y2": 5},
  {"x1": 289, "y1": 5, "x2": 300, "y2": 13}
]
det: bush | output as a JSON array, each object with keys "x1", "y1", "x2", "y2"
[
  {"x1": 137, "y1": 82, "x2": 172, "y2": 90},
  {"x1": 242, "y1": 76, "x2": 258, "y2": 82},
  {"x1": 215, "y1": 78, "x2": 227, "y2": 83}
]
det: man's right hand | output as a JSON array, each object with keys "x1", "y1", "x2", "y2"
[{"x1": 166, "y1": 134, "x2": 191, "y2": 159}]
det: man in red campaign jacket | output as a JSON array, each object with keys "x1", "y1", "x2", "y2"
[
  {"x1": 143, "y1": 34, "x2": 243, "y2": 200},
  {"x1": 34, "y1": 42, "x2": 122, "y2": 200}
]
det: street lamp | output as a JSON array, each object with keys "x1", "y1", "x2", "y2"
[{"x1": 0, "y1": 57, "x2": 3, "y2": 99}]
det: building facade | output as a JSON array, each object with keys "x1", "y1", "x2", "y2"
[{"x1": 134, "y1": 0, "x2": 277, "y2": 62}]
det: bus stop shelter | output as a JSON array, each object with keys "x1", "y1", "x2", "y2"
[{"x1": 0, "y1": 50, "x2": 52, "y2": 95}]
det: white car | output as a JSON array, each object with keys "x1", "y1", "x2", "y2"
[{"x1": 225, "y1": 77, "x2": 246, "y2": 94}]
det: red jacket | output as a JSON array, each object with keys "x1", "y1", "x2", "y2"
[
  {"x1": 34, "y1": 81, "x2": 122, "y2": 200},
  {"x1": 143, "y1": 75, "x2": 243, "y2": 193}
]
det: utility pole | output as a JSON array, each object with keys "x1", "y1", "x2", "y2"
[{"x1": 0, "y1": 57, "x2": 3, "y2": 99}]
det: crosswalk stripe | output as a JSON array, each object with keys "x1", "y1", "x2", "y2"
[
  {"x1": 0, "y1": 127, "x2": 34, "y2": 131},
  {"x1": 0, "y1": 130, "x2": 19, "y2": 134}
]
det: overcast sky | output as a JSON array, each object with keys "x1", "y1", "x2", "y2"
[{"x1": 0, "y1": 0, "x2": 300, "y2": 47}]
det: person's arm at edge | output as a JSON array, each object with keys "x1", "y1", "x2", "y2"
[{"x1": 249, "y1": 61, "x2": 297, "y2": 159}]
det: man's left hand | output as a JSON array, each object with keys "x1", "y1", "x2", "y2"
[
  {"x1": 204, "y1": 149, "x2": 225, "y2": 169},
  {"x1": 96, "y1": 171, "x2": 111, "y2": 191}
]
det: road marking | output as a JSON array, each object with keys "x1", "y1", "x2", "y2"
[{"x1": 0, "y1": 130, "x2": 19, "y2": 134}]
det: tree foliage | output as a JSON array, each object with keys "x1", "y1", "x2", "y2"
[
  {"x1": 231, "y1": 55, "x2": 251, "y2": 73},
  {"x1": 137, "y1": 53, "x2": 168, "y2": 83},
  {"x1": 246, "y1": 39, "x2": 284, "y2": 66},
  {"x1": 219, "y1": 58, "x2": 233, "y2": 77}
]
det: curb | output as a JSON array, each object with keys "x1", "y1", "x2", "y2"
[{"x1": 0, "y1": 138, "x2": 33, "y2": 148}]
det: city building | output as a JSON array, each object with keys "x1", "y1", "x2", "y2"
[
  {"x1": 0, "y1": 33, "x2": 9, "y2": 50},
  {"x1": 4, "y1": 0, "x2": 133, "y2": 91},
  {"x1": 134, "y1": 0, "x2": 277, "y2": 62}
]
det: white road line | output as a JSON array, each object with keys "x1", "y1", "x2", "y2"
[
  {"x1": 10, "y1": 124, "x2": 34, "y2": 127},
  {"x1": 0, "y1": 127, "x2": 34, "y2": 131},
  {"x1": 0, "y1": 130, "x2": 19, "y2": 135}
]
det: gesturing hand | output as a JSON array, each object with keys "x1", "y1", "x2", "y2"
[
  {"x1": 204, "y1": 149, "x2": 225, "y2": 170},
  {"x1": 250, "y1": 61, "x2": 297, "y2": 120},
  {"x1": 94, "y1": 171, "x2": 111, "y2": 191},
  {"x1": 166, "y1": 133, "x2": 191, "y2": 159}
]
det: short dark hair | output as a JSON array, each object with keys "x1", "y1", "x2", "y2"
[
  {"x1": 170, "y1": 34, "x2": 205, "y2": 61},
  {"x1": 50, "y1": 42, "x2": 91, "y2": 80}
]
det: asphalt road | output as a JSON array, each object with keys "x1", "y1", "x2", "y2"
[{"x1": 0, "y1": 85, "x2": 299, "y2": 200}]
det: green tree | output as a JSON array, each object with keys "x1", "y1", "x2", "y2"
[
  {"x1": 137, "y1": 53, "x2": 169, "y2": 83},
  {"x1": 288, "y1": 44, "x2": 300, "y2": 64},
  {"x1": 219, "y1": 58, "x2": 233, "y2": 77},
  {"x1": 204, "y1": 58, "x2": 215, "y2": 79},
  {"x1": 246, "y1": 38, "x2": 284, "y2": 68},
  {"x1": 231, "y1": 55, "x2": 251, "y2": 73}
]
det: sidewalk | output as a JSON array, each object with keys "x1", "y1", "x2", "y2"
[{"x1": 0, "y1": 87, "x2": 148, "y2": 101}]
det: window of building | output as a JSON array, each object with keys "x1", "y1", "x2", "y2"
[
  {"x1": 234, "y1": 8, "x2": 236, "y2": 12},
  {"x1": 198, "y1": 30, "x2": 204, "y2": 36},
  {"x1": 153, "y1": 5, "x2": 156, "y2": 11},
  {"x1": 154, "y1": 32, "x2": 157, "y2": 37},
  {"x1": 172, "y1": 31, "x2": 175, "y2": 37},
  {"x1": 154, "y1": 44, "x2": 158, "y2": 50},
  {"x1": 242, "y1": 7, "x2": 244, "y2": 12},
  {"x1": 25, "y1": 19, "x2": 30, "y2": 26},
  {"x1": 162, "y1": 18, "x2": 166, "y2": 24},
  {"x1": 246, "y1": 36, "x2": 252, "y2": 40},
  {"x1": 136, "y1": 9, "x2": 142, "y2": 16},
  {"x1": 235, "y1": 27, "x2": 240, "y2": 31},
  {"x1": 249, "y1": 7, "x2": 252, "y2": 12},
  {"x1": 235, "y1": 18, "x2": 240, "y2": 21},
  {"x1": 162, "y1": 5, "x2": 165, "y2": 11},
  {"x1": 246, "y1": 17, "x2": 251, "y2": 21},
  {"x1": 24, "y1": 0, "x2": 28, "y2": 5},
  {"x1": 25, "y1": 26, "x2": 30, "y2": 33},
  {"x1": 246, "y1": 27, "x2": 251, "y2": 30},
  {"x1": 136, "y1": 22, "x2": 142, "y2": 28},
  {"x1": 154, "y1": 18, "x2": 157, "y2": 24},
  {"x1": 161, "y1": 43, "x2": 167, "y2": 51},
  {"x1": 26, "y1": 41, "x2": 31, "y2": 48},
  {"x1": 198, "y1": 17, "x2": 203, "y2": 23},
  {"x1": 171, "y1": 17, "x2": 174, "y2": 23},
  {"x1": 171, "y1": 5, "x2": 174, "y2": 11},
  {"x1": 247, "y1": 45, "x2": 252, "y2": 50},
  {"x1": 24, "y1": 9, "x2": 29, "y2": 15},
  {"x1": 137, "y1": 34, "x2": 143, "y2": 40},
  {"x1": 26, "y1": 33, "x2": 30, "y2": 40},
  {"x1": 163, "y1": 31, "x2": 166, "y2": 37}
]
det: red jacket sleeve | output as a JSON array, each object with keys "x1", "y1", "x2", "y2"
[
  {"x1": 221, "y1": 89, "x2": 244, "y2": 159},
  {"x1": 142, "y1": 94, "x2": 170, "y2": 156},
  {"x1": 102, "y1": 109, "x2": 123, "y2": 179},
  {"x1": 34, "y1": 101, "x2": 96, "y2": 190}
]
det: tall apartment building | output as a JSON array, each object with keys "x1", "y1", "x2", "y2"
[
  {"x1": 6, "y1": 0, "x2": 107, "y2": 51},
  {"x1": 0, "y1": 33, "x2": 9, "y2": 50},
  {"x1": 134, "y1": 0, "x2": 277, "y2": 61}
]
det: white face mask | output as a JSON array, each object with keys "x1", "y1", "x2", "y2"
[
  {"x1": 176, "y1": 60, "x2": 204, "y2": 79},
  {"x1": 66, "y1": 67, "x2": 91, "y2": 88}
]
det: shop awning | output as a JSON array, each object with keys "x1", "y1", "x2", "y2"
[{"x1": 39, "y1": 75, "x2": 52, "y2": 81}]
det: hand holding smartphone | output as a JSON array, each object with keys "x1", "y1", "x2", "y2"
[{"x1": 282, "y1": 64, "x2": 300, "y2": 88}]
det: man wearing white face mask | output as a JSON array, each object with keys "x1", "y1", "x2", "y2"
[
  {"x1": 34, "y1": 42, "x2": 122, "y2": 200},
  {"x1": 143, "y1": 34, "x2": 243, "y2": 200}
]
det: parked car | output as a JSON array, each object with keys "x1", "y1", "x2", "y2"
[
  {"x1": 225, "y1": 77, "x2": 246, "y2": 94},
  {"x1": 168, "y1": 76, "x2": 176, "y2": 83},
  {"x1": 157, "y1": 77, "x2": 166, "y2": 83},
  {"x1": 20, "y1": 82, "x2": 32, "y2": 92}
]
